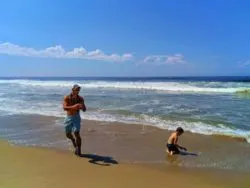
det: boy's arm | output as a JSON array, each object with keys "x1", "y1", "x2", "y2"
[{"x1": 174, "y1": 137, "x2": 187, "y2": 150}]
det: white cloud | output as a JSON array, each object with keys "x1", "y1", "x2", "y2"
[
  {"x1": 238, "y1": 60, "x2": 250, "y2": 67},
  {"x1": 0, "y1": 42, "x2": 133, "y2": 62},
  {"x1": 143, "y1": 54, "x2": 186, "y2": 64}
]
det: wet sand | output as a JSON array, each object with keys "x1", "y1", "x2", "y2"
[
  {"x1": 81, "y1": 119, "x2": 250, "y2": 166},
  {"x1": 0, "y1": 140, "x2": 249, "y2": 188},
  {"x1": 1, "y1": 114, "x2": 250, "y2": 171},
  {"x1": 0, "y1": 114, "x2": 250, "y2": 188}
]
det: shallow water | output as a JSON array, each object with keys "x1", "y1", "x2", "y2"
[
  {"x1": 1, "y1": 114, "x2": 250, "y2": 172},
  {"x1": 1, "y1": 77, "x2": 250, "y2": 141}
]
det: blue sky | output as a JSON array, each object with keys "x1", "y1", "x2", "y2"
[{"x1": 1, "y1": 0, "x2": 250, "y2": 77}]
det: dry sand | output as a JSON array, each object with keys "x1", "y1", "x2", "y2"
[{"x1": 0, "y1": 140, "x2": 249, "y2": 188}]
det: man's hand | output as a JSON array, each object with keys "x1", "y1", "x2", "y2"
[
  {"x1": 81, "y1": 102, "x2": 86, "y2": 112},
  {"x1": 82, "y1": 106, "x2": 86, "y2": 112},
  {"x1": 72, "y1": 103, "x2": 83, "y2": 110}
]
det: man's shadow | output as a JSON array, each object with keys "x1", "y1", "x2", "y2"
[{"x1": 78, "y1": 153, "x2": 119, "y2": 166}]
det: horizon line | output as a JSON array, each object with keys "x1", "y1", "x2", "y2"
[{"x1": 0, "y1": 76, "x2": 250, "y2": 78}]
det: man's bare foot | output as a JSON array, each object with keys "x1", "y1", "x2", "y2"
[{"x1": 74, "y1": 147, "x2": 81, "y2": 156}]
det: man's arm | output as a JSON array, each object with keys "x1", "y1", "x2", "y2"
[
  {"x1": 80, "y1": 96, "x2": 87, "y2": 112},
  {"x1": 63, "y1": 96, "x2": 81, "y2": 110}
]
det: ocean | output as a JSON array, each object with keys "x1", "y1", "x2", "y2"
[
  {"x1": 1, "y1": 76, "x2": 250, "y2": 142},
  {"x1": 1, "y1": 76, "x2": 250, "y2": 171}
]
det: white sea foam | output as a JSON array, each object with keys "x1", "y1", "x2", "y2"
[
  {"x1": 0, "y1": 79, "x2": 250, "y2": 93},
  {"x1": 0, "y1": 100, "x2": 250, "y2": 143},
  {"x1": 1, "y1": 79, "x2": 250, "y2": 142}
]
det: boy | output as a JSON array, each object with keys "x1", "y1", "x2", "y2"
[{"x1": 166, "y1": 127, "x2": 187, "y2": 155}]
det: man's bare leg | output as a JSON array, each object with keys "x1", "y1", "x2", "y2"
[
  {"x1": 66, "y1": 132, "x2": 77, "y2": 148},
  {"x1": 74, "y1": 131, "x2": 82, "y2": 156}
]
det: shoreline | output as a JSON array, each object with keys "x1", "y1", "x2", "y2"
[
  {"x1": 0, "y1": 140, "x2": 249, "y2": 188},
  {"x1": 52, "y1": 115, "x2": 250, "y2": 144},
  {"x1": 4, "y1": 113, "x2": 250, "y2": 143},
  {"x1": 1, "y1": 114, "x2": 250, "y2": 172},
  {"x1": 85, "y1": 119, "x2": 250, "y2": 143}
]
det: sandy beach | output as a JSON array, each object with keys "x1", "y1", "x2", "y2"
[
  {"x1": 0, "y1": 139, "x2": 249, "y2": 188},
  {"x1": 2, "y1": 0, "x2": 250, "y2": 186},
  {"x1": 0, "y1": 115, "x2": 250, "y2": 188},
  {"x1": 1, "y1": 115, "x2": 250, "y2": 170}
]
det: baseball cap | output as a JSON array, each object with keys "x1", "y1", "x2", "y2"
[{"x1": 72, "y1": 84, "x2": 81, "y2": 90}]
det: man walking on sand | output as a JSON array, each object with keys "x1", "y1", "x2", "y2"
[{"x1": 63, "y1": 84, "x2": 86, "y2": 156}]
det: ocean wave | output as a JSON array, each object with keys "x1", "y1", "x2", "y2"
[
  {"x1": 1, "y1": 79, "x2": 250, "y2": 93},
  {"x1": 1, "y1": 103, "x2": 250, "y2": 143},
  {"x1": 235, "y1": 89, "x2": 250, "y2": 94}
]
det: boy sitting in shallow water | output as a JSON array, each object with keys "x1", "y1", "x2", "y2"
[{"x1": 166, "y1": 127, "x2": 187, "y2": 155}]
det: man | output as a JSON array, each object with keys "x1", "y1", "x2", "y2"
[{"x1": 63, "y1": 84, "x2": 86, "y2": 156}]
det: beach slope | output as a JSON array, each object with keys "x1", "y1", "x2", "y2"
[{"x1": 0, "y1": 140, "x2": 249, "y2": 188}]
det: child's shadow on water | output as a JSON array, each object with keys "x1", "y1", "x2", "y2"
[
  {"x1": 166, "y1": 150, "x2": 199, "y2": 165},
  {"x1": 79, "y1": 153, "x2": 119, "y2": 166},
  {"x1": 179, "y1": 150, "x2": 199, "y2": 156}
]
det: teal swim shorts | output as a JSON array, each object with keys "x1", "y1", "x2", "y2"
[{"x1": 64, "y1": 113, "x2": 81, "y2": 133}]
